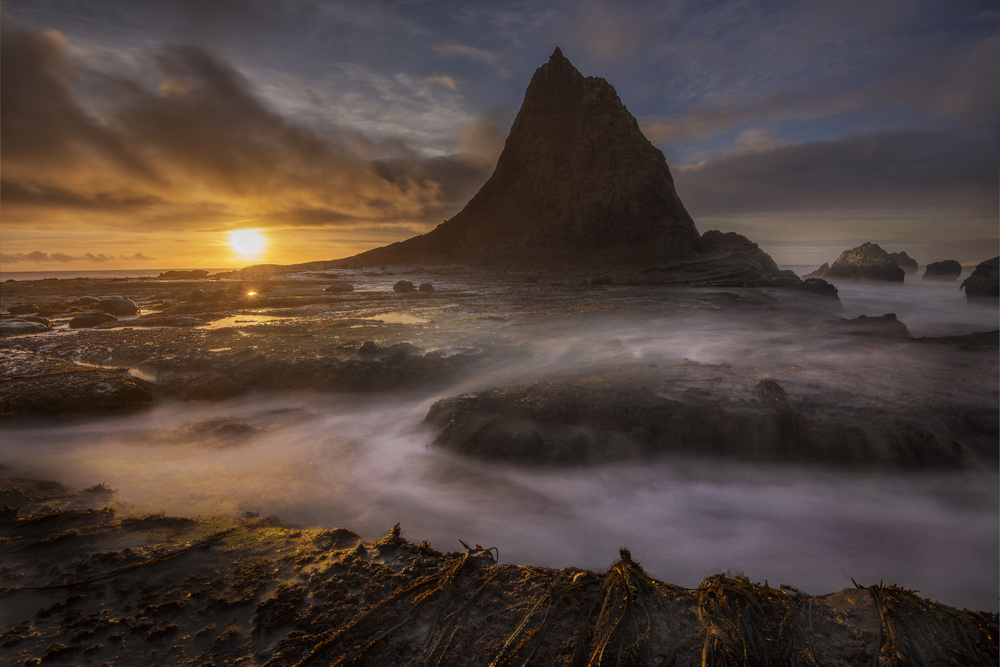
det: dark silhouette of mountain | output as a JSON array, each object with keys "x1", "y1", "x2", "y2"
[{"x1": 343, "y1": 48, "x2": 700, "y2": 266}]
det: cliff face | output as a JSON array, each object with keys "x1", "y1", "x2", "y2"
[{"x1": 346, "y1": 48, "x2": 700, "y2": 266}]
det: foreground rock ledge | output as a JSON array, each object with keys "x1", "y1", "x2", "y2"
[{"x1": 0, "y1": 477, "x2": 996, "y2": 666}]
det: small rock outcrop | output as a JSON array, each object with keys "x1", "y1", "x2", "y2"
[
  {"x1": 887, "y1": 251, "x2": 918, "y2": 273},
  {"x1": 960, "y1": 257, "x2": 999, "y2": 299},
  {"x1": 8, "y1": 304, "x2": 39, "y2": 315},
  {"x1": 830, "y1": 313, "x2": 911, "y2": 339},
  {"x1": 922, "y1": 260, "x2": 962, "y2": 281},
  {"x1": 823, "y1": 243, "x2": 905, "y2": 282}
]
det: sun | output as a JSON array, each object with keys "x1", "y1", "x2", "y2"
[{"x1": 229, "y1": 228, "x2": 268, "y2": 260}]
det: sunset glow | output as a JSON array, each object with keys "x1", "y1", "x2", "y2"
[
  {"x1": 0, "y1": 2, "x2": 996, "y2": 271},
  {"x1": 229, "y1": 229, "x2": 267, "y2": 261}
]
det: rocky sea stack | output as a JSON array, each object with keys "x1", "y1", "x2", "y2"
[
  {"x1": 344, "y1": 48, "x2": 702, "y2": 267},
  {"x1": 812, "y1": 242, "x2": 905, "y2": 282}
]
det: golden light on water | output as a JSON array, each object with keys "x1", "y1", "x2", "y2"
[{"x1": 229, "y1": 228, "x2": 268, "y2": 260}]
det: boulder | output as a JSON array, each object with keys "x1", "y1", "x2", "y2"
[
  {"x1": 418, "y1": 282, "x2": 435, "y2": 293},
  {"x1": 77, "y1": 296, "x2": 100, "y2": 306},
  {"x1": 188, "y1": 289, "x2": 209, "y2": 302},
  {"x1": 393, "y1": 280, "x2": 416, "y2": 293},
  {"x1": 0, "y1": 319, "x2": 50, "y2": 335},
  {"x1": 960, "y1": 256, "x2": 999, "y2": 299},
  {"x1": 98, "y1": 296, "x2": 139, "y2": 316},
  {"x1": 324, "y1": 282, "x2": 354, "y2": 293},
  {"x1": 922, "y1": 260, "x2": 962, "y2": 281},
  {"x1": 22, "y1": 316, "x2": 52, "y2": 327},
  {"x1": 823, "y1": 243, "x2": 905, "y2": 282},
  {"x1": 8, "y1": 304, "x2": 39, "y2": 315},
  {"x1": 887, "y1": 251, "x2": 918, "y2": 273},
  {"x1": 69, "y1": 311, "x2": 117, "y2": 329}
]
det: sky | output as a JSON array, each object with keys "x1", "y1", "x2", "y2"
[{"x1": 1, "y1": 0, "x2": 998, "y2": 271}]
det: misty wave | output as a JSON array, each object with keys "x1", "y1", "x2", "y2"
[{"x1": 1, "y1": 278, "x2": 996, "y2": 611}]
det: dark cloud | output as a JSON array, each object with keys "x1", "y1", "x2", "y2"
[
  {"x1": 674, "y1": 128, "x2": 999, "y2": 219},
  {"x1": 1, "y1": 251, "x2": 156, "y2": 263},
  {"x1": 0, "y1": 25, "x2": 493, "y2": 232}
]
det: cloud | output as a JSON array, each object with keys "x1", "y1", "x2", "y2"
[
  {"x1": 1, "y1": 251, "x2": 156, "y2": 264},
  {"x1": 423, "y1": 74, "x2": 458, "y2": 91},
  {"x1": 673, "y1": 128, "x2": 999, "y2": 220},
  {"x1": 432, "y1": 41, "x2": 500, "y2": 64},
  {"x1": 0, "y1": 25, "x2": 494, "y2": 234}
]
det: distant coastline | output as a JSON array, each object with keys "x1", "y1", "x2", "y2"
[{"x1": 0, "y1": 268, "x2": 237, "y2": 282}]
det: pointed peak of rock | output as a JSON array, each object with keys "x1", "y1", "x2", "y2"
[{"x1": 550, "y1": 46, "x2": 565, "y2": 62}]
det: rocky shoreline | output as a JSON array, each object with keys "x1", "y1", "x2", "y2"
[{"x1": 1, "y1": 474, "x2": 997, "y2": 666}]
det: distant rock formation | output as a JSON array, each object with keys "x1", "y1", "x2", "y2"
[
  {"x1": 804, "y1": 263, "x2": 830, "y2": 278},
  {"x1": 158, "y1": 270, "x2": 210, "y2": 279},
  {"x1": 960, "y1": 256, "x2": 999, "y2": 299},
  {"x1": 821, "y1": 243, "x2": 905, "y2": 282},
  {"x1": 341, "y1": 49, "x2": 698, "y2": 267},
  {"x1": 922, "y1": 260, "x2": 962, "y2": 281},
  {"x1": 887, "y1": 251, "x2": 918, "y2": 273}
]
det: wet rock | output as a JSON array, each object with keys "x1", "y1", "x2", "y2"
[
  {"x1": 98, "y1": 296, "x2": 139, "y2": 316},
  {"x1": 922, "y1": 260, "x2": 962, "y2": 281},
  {"x1": 158, "y1": 270, "x2": 210, "y2": 279},
  {"x1": 188, "y1": 289, "x2": 209, "y2": 302},
  {"x1": 8, "y1": 304, "x2": 39, "y2": 315},
  {"x1": 754, "y1": 378, "x2": 791, "y2": 415},
  {"x1": 114, "y1": 315, "x2": 201, "y2": 328},
  {"x1": 798, "y1": 278, "x2": 840, "y2": 299},
  {"x1": 324, "y1": 282, "x2": 354, "y2": 293},
  {"x1": 69, "y1": 312, "x2": 118, "y2": 329},
  {"x1": 0, "y1": 350, "x2": 152, "y2": 416},
  {"x1": 426, "y1": 366, "x2": 976, "y2": 467},
  {"x1": 358, "y1": 341, "x2": 380, "y2": 355},
  {"x1": 888, "y1": 251, "x2": 918, "y2": 273},
  {"x1": 831, "y1": 313, "x2": 910, "y2": 339},
  {"x1": 23, "y1": 316, "x2": 52, "y2": 327},
  {"x1": 0, "y1": 319, "x2": 50, "y2": 335},
  {"x1": 823, "y1": 242, "x2": 905, "y2": 282},
  {"x1": 393, "y1": 280, "x2": 416, "y2": 293},
  {"x1": 418, "y1": 282, "x2": 435, "y2": 293},
  {"x1": 960, "y1": 257, "x2": 999, "y2": 299},
  {"x1": 77, "y1": 296, "x2": 100, "y2": 306},
  {"x1": 911, "y1": 330, "x2": 999, "y2": 350}
]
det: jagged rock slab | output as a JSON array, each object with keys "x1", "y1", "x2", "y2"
[{"x1": 1, "y1": 476, "x2": 995, "y2": 666}]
